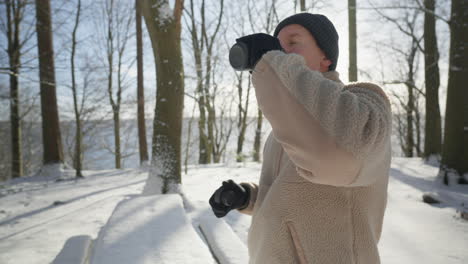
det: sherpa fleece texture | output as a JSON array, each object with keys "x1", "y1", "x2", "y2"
[{"x1": 238, "y1": 50, "x2": 392, "y2": 264}]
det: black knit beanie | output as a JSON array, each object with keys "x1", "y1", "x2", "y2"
[{"x1": 273, "y1": 13, "x2": 339, "y2": 71}]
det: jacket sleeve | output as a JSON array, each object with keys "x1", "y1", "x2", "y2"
[
  {"x1": 251, "y1": 51, "x2": 392, "y2": 187},
  {"x1": 237, "y1": 182, "x2": 258, "y2": 215}
]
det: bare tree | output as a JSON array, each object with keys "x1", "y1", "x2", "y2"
[
  {"x1": 246, "y1": 0, "x2": 281, "y2": 162},
  {"x1": 369, "y1": 0, "x2": 466, "y2": 182},
  {"x1": 373, "y1": 3, "x2": 424, "y2": 157},
  {"x1": 135, "y1": 0, "x2": 148, "y2": 166},
  {"x1": 185, "y1": 0, "x2": 224, "y2": 164},
  {"x1": 100, "y1": 0, "x2": 134, "y2": 169},
  {"x1": 15, "y1": 94, "x2": 42, "y2": 178},
  {"x1": 35, "y1": 0, "x2": 64, "y2": 168},
  {"x1": 440, "y1": 0, "x2": 468, "y2": 184},
  {"x1": 422, "y1": 0, "x2": 442, "y2": 159},
  {"x1": 63, "y1": 58, "x2": 105, "y2": 174},
  {"x1": 185, "y1": 0, "x2": 210, "y2": 164},
  {"x1": 365, "y1": 0, "x2": 448, "y2": 159},
  {"x1": 389, "y1": 78, "x2": 424, "y2": 158},
  {"x1": 1, "y1": 1, "x2": 36, "y2": 179},
  {"x1": 227, "y1": 1, "x2": 255, "y2": 163},
  {"x1": 213, "y1": 105, "x2": 234, "y2": 163},
  {"x1": 210, "y1": 59, "x2": 234, "y2": 163},
  {"x1": 141, "y1": 0, "x2": 185, "y2": 194},
  {"x1": 69, "y1": 0, "x2": 84, "y2": 178},
  {"x1": 2, "y1": 0, "x2": 28, "y2": 178}
]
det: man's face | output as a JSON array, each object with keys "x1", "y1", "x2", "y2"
[{"x1": 277, "y1": 24, "x2": 332, "y2": 72}]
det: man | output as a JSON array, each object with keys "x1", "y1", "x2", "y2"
[{"x1": 210, "y1": 13, "x2": 392, "y2": 264}]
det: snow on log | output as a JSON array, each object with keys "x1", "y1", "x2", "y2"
[
  {"x1": 199, "y1": 215, "x2": 249, "y2": 264},
  {"x1": 52, "y1": 235, "x2": 93, "y2": 264},
  {"x1": 90, "y1": 194, "x2": 214, "y2": 264}
]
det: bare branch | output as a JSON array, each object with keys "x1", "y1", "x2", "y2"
[{"x1": 361, "y1": 1, "x2": 450, "y2": 23}]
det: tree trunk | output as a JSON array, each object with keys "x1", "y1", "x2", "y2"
[
  {"x1": 204, "y1": 52, "x2": 215, "y2": 163},
  {"x1": 207, "y1": 102, "x2": 215, "y2": 162},
  {"x1": 300, "y1": 0, "x2": 305, "y2": 11},
  {"x1": 136, "y1": 0, "x2": 149, "y2": 165},
  {"x1": 236, "y1": 72, "x2": 251, "y2": 162},
  {"x1": 106, "y1": 31, "x2": 119, "y2": 169},
  {"x1": 405, "y1": 82, "x2": 414, "y2": 157},
  {"x1": 141, "y1": 0, "x2": 184, "y2": 194},
  {"x1": 404, "y1": 38, "x2": 419, "y2": 158},
  {"x1": 115, "y1": 26, "x2": 127, "y2": 170},
  {"x1": 348, "y1": 0, "x2": 358, "y2": 82},
  {"x1": 405, "y1": 39, "x2": 417, "y2": 157},
  {"x1": 195, "y1": 45, "x2": 210, "y2": 164},
  {"x1": 70, "y1": 0, "x2": 83, "y2": 178},
  {"x1": 9, "y1": 53, "x2": 22, "y2": 179},
  {"x1": 236, "y1": 127, "x2": 246, "y2": 162},
  {"x1": 441, "y1": 0, "x2": 468, "y2": 180},
  {"x1": 423, "y1": 0, "x2": 442, "y2": 159},
  {"x1": 103, "y1": 0, "x2": 131, "y2": 170},
  {"x1": 203, "y1": 0, "x2": 224, "y2": 163},
  {"x1": 414, "y1": 96, "x2": 422, "y2": 157},
  {"x1": 112, "y1": 109, "x2": 121, "y2": 169},
  {"x1": 253, "y1": 107, "x2": 263, "y2": 162},
  {"x1": 198, "y1": 102, "x2": 210, "y2": 163},
  {"x1": 35, "y1": 0, "x2": 64, "y2": 165},
  {"x1": 187, "y1": 0, "x2": 223, "y2": 164},
  {"x1": 236, "y1": 72, "x2": 244, "y2": 162},
  {"x1": 185, "y1": 103, "x2": 197, "y2": 174},
  {"x1": 6, "y1": 0, "x2": 23, "y2": 179},
  {"x1": 187, "y1": 0, "x2": 210, "y2": 164}
]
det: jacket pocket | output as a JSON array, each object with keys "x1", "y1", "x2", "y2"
[{"x1": 285, "y1": 221, "x2": 308, "y2": 264}]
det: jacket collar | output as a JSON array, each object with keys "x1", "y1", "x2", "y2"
[{"x1": 322, "y1": 71, "x2": 343, "y2": 84}]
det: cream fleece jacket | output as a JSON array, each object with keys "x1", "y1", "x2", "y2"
[{"x1": 238, "y1": 50, "x2": 392, "y2": 264}]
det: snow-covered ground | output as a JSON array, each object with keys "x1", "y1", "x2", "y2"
[{"x1": 0, "y1": 158, "x2": 467, "y2": 264}]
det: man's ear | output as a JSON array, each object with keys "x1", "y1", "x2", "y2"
[{"x1": 319, "y1": 58, "x2": 332, "y2": 72}]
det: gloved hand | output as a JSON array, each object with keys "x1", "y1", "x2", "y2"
[
  {"x1": 209, "y1": 179, "x2": 250, "y2": 218},
  {"x1": 234, "y1": 33, "x2": 283, "y2": 70}
]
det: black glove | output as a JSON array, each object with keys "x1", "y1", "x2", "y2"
[
  {"x1": 230, "y1": 33, "x2": 283, "y2": 71},
  {"x1": 209, "y1": 179, "x2": 250, "y2": 218}
]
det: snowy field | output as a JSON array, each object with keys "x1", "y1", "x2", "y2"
[{"x1": 0, "y1": 158, "x2": 467, "y2": 263}]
